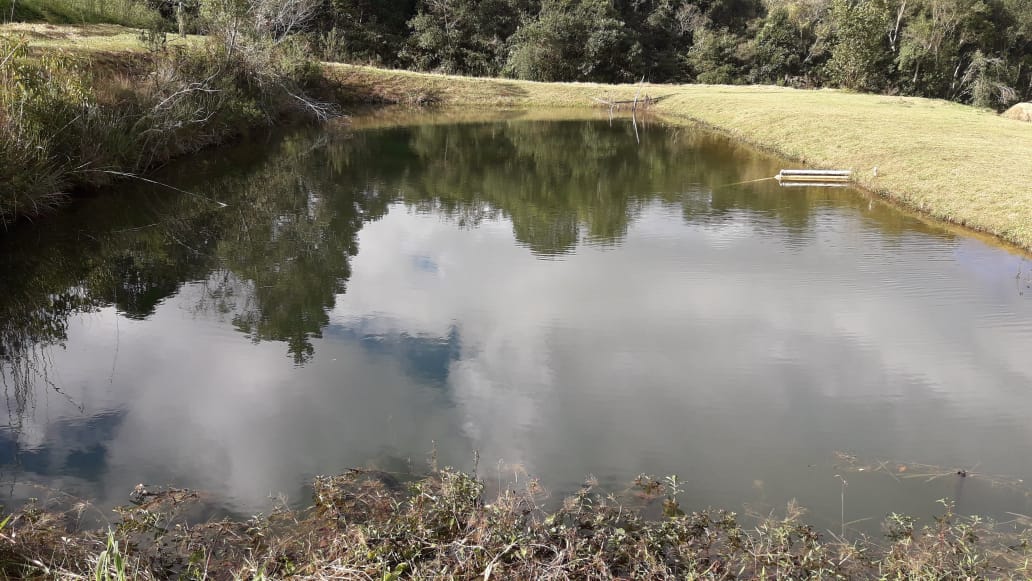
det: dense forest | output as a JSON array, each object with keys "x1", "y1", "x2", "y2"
[
  {"x1": 5, "y1": 0, "x2": 1031, "y2": 107},
  {"x1": 203, "y1": 0, "x2": 1032, "y2": 108}
]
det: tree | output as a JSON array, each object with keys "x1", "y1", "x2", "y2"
[
  {"x1": 687, "y1": 25, "x2": 745, "y2": 84},
  {"x1": 317, "y1": 0, "x2": 417, "y2": 65},
  {"x1": 748, "y1": 7, "x2": 809, "y2": 84},
  {"x1": 505, "y1": 0, "x2": 641, "y2": 82},
  {"x1": 826, "y1": 0, "x2": 896, "y2": 91},
  {"x1": 611, "y1": 0, "x2": 695, "y2": 82},
  {"x1": 959, "y1": 49, "x2": 1018, "y2": 108},
  {"x1": 406, "y1": 0, "x2": 534, "y2": 76}
]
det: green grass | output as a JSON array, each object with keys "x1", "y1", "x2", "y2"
[
  {"x1": 0, "y1": 0, "x2": 160, "y2": 28},
  {"x1": 0, "y1": 22, "x2": 200, "y2": 52},
  {"x1": 3, "y1": 23, "x2": 1030, "y2": 252},
  {"x1": 1, "y1": 22, "x2": 314, "y2": 225},
  {"x1": 325, "y1": 64, "x2": 1032, "y2": 253}
]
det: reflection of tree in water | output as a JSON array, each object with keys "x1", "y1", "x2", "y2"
[
  {"x1": 209, "y1": 160, "x2": 389, "y2": 364},
  {"x1": 0, "y1": 119, "x2": 956, "y2": 399},
  {"x1": 0, "y1": 257, "x2": 100, "y2": 428},
  {"x1": 134, "y1": 134, "x2": 394, "y2": 365},
  {"x1": 319, "y1": 119, "x2": 799, "y2": 256},
  {"x1": 351, "y1": 120, "x2": 954, "y2": 251},
  {"x1": 0, "y1": 130, "x2": 389, "y2": 394}
]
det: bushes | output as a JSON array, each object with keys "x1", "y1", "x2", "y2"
[
  {"x1": 0, "y1": 1, "x2": 328, "y2": 227},
  {"x1": 0, "y1": 36, "x2": 92, "y2": 221}
]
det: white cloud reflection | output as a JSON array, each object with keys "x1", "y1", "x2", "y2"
[{"x1": 4, "y1": 201, "x2": 1032, "y2": 527}]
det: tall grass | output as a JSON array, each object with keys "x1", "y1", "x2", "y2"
[
  {"x1": 0, "y1": 0, "x2": 161, "y2": 28},
  {"x1": 0, "y1": 36, "x2": 85, "y2": 222},
  {"x1": 0, "y1": 5, "x2": 329, "y2": 228}
]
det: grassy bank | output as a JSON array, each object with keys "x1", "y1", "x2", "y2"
[
  {"x1": 0, "y1": 21, "x2": 325, "y2": 226},
  {"x1": 1, "y1": 468, "x2": 1030, "y2": 579},
  {"x1": 0, "y1": 0, "x2": 161, "y2": 28},
  {"x1": 0, "y1": 22, "x2": 200, "y2": 52},
  {"x1": 3, "y1": 23, "x2": 1029, "y2": 250},
  {"x1": 324, "y1": 64, "x2": 1032, "y2": 253}
]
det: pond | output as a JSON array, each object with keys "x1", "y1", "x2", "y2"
[{"x1": 2, "y1": 111, "x2": 1031, "y2": 534}]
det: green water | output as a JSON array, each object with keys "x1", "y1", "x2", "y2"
[{"x1": 2, "y1": 112, "x2": 1031, "y2": 533}]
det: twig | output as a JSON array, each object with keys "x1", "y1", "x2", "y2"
[{"x1": 72, "y1": 169, "x2": 227, "y2": 208}]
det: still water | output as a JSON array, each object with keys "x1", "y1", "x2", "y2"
[{"x1": 2, "y1": 112, "x2": 1031, "y2": 533}]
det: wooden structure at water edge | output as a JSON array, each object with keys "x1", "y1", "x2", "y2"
[{"x1": 775, "y1": 169, "x2": 853, "y2": 187}]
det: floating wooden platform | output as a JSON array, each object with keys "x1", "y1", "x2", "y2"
[{"x1": 775, "y1": 169, "x2": 853, "y2": 185}]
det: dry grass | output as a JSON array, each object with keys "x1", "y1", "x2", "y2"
[
  {"x1": 324, "y1": 64, "x2": 1032, "y2": 253},
  {"x1": 0, "y1": 22, "x2": 320, "y2": 225},
  {"x1": 1003, "y1": 103, "x2": 1032, "y2": 123},
  {"x1": 1, "y1": 468, "x2": 1030, "y2": 579}
]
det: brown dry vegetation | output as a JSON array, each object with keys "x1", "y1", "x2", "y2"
[
  {"x1": 1003, "y1": 103, "x2": 1032, "y2": 123},
  {"x1": 324, "y1": 64, "x2": 1032, "y2": 253},
  {"x1": 2, "y1": 469, "x2": 1031, "y2": 580}
]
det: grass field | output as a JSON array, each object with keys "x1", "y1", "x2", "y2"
[
  {"x1": 0, "y1": 21, "x2": 199, "y2": 52},
  {"x1": 326, "y1": 64, "x2": 1032, "y2": 253}
]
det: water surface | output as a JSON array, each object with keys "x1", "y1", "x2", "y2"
[{"x1": 2, "y1": 112, "x2": 1031, "y2": 533}]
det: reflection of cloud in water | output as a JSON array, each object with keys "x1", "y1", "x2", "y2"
[
  {"x1": 1, "y1": 294, "x2": 471, "y2": 514},
  {"x1": 333, "y1": 202, "x2": 1032, "y2": 509},
  {"x1": 2, "y1": 198, "x2": 1031, "y2": 524},
  {"x1": 0, "y1": 411, "x2": 125, "y2": 481},
  {"x1": 324, "y1": 319, "x2": 461, "y2": 386}
]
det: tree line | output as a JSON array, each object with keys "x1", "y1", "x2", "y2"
[
  {"x1": 285, "y1": 0, "x2": 1028, "y2": 109},
  {"x1": 9, "y1": 0, "x2": 1028, "y2": 108}
]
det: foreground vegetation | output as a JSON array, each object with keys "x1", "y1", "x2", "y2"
[
  {"x1": 1, "y1": 468, "x2": 1030, "y2": 579},
  {"x1": 327, "y1": 64, "x2": 1032, "y2": 252}
]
